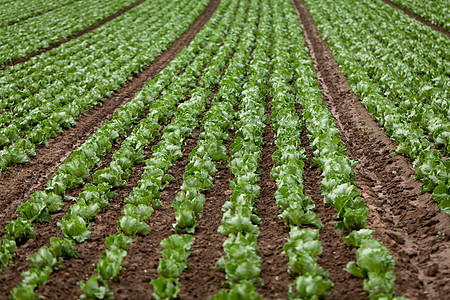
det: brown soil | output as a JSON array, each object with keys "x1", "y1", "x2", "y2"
[
  {"x1": 379, "y1": 0, "x2": 450, "y2": 38},
  {"x1": 0, "y1": 0, "x2": 220, "y2": 232},
  {"x1": 255, "y1": 99, "x2": 292, "y2": 299},
  {"x1": 0, "y1": 92, "x2": 211, "y2": 298},
  {"x1": 0, "y1": 87, "x2": 191, "y2": 297},
  {"x1": 299, "y1": 117, "x2": 367, "y2": 299},
  {"x1": 292, "y1": 0, "x2": 450, "y2": 299},
  {"x1": 0, "y1": 131, "x2": 162, "y2": 299},
  {"x1": 34, "y1": 92, "x2": 198, "y2": 298},
  {"x1": 1, "y1": 0, "x2": 146, "y2": 69},
  {"x1": 177, "y1": 131, "x2": 233, "y2": 299},
  {"x1": 107, "y1": 103, "x2": 210, "y2": 299}
]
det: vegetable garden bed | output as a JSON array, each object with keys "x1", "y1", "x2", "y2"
[{"x1": 0, "y1": 0, "x2": 448, "y2": 299}]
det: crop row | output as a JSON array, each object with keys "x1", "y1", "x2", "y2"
[
  {"x1": 0, "y1": 0, "x2": 210, "y2": 174},
  {"x1": 4, "y1": 0, "x2": 243, "y2": 297},
  {"x1": 270, "y1": 1, "x2": 407, "y2": 298},
  {"x1": 1, "y1": 0, "x2": 175, "y2": 119},
  {"x1": 0, "y1": 0, "x2": 79, "y2": 27},
  {"x1": 212, "y1": 0, "x2": 269, "y2": 297},
  {"x1": 151, "y1": 2, "x2": 255, "y2": 297},
  {"x1": 303, "y1": 0, "x2": 450, "y2": 213},
  {"x1": 0, "y1": 0, "x2": 217, "y2": 278},
  {"x1": 306, "y1": 0, "x2": 449, "y2": 144},
  {"x1": 268, "y1": 1, "x2": 332, "y2": 298},
  {"x1": 81, "y1": 0, "x2": 244, "y2": 292},
  {"x1": 53, "y1": 0, "x2": 247, "y2": 296},
  {"x1": 0, "y1": 0, "x2": 138, "y2": 66},
  {"x1": 389, "y1": 0, "x2": 450, "y2": 30}
]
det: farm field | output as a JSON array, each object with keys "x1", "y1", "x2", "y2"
[{"x1": 0, "y1": 0, "x2": 449, "y2": 299}]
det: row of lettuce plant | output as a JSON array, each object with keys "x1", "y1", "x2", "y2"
[
  {"x1": 388, "y1": 0, "x2": 450, "y2": 31},
  {"x1": 286, "y1": 2, "x2": 407, "y2": 298},
  {"x1": 303, "y1": 0, "x2": 450, "y2": 213},
  {"x1": 361, "y1": 0, "x2": 448, "y2": 63},
  {"x1": 150, "y1": 1, "x2": 257, "y2": 298},
  {"x1": 9, "y1": 0, "x2": 241, "y2": 295},
  {"x1": 0, "y1": 0, "x2": 157, "y2": 114},
  {"x1": 0, "y1": 0, "x2": 138, "y2": 66},
  {"x1": 9, "y1": 62, "x2": 210, "y2": 299},
  {"x1": 0, "y1": 0, "x2": 202, "y2": 139},
  {"x1": 2, "y1": 3, "x2": 190, "y2": 151},
  {"x1": 0, "y1": 0, "x2": 79, "y2": 27},
  {"x1": 308, "y1": 0, "x2": 449, "y2": 146},
  {"x1": 75, "y1": 1, "x2": 245, "y2": 298},
  {"x1": 0, "y1": 0, "x2": 171, "y2": 126},
  {"x1": 268, "y1": 1, "x2": 333, "y2": 298},
  {"x1": 211, "y1": 1, "x2": 272, "y2": 298},
  {"x1": 76, "y1": 81, "x2": 213, "y2": 299},
  {"x1": 0, "y1": 0, "x2": 223, "y2": 275},
  {"x1": 150, "y1": 235, "x2": 195, "y2": 300},
  {"x1": 0, "y1": 0, "x2": 211, "y2": 174},
  {"x1": 0, "y1": 0, "x2": 171, "y2": 117},
  {"x1": 314, "y1": 0, "x2": 449, "y2": 140},
  {"x1": 170, "y1": 0, "x2": 251, "y2": 234}
]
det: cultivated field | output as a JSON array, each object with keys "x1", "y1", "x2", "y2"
[{"x1": 0, "y1": 0, "x2": 448, "y2": 299}]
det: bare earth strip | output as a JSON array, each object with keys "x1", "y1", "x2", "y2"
[
  {"x1": 107, "y1": 104, "x2": 211, "y2": 298},
  {"x1": 0, "y1": 0, "x2": 220, "y2": 232},
  {"x1": 0, "y1": 0, "x2": 146, "y2": 69},
  {"x1": 379, "y1": 0, "x2": 450, "y2": 38},
  {"x1": 177, "y1": 131, "x2": 233, "y2": 299},
  {"x1": 255, "y1": 98, "x2": 292, "y2": 298},
  {"x1": 298, "y1": 118, "x2": 367, "y2": 300},
  {"x1": 0, "y1": 117, "x2": 164, "y2": 298},
  {"x1": 292, "y1": 0, "x2": 450, "y2": 299}
]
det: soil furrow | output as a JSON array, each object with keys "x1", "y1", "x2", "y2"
[
  {"x1": 177, "y1": 131, "x2": 234, "y2": 299},
  {"x1": 379, "y1": 0, "x2": 450, "y2": 38},
  {"x1": 107, "y1": 102, "x2": 212, "y2": 299},
  {"x1": 34, "y1": 128, "x2": 166, "y2": 299},
  {"x1": 0, "y1": 0, "x2": 220, "y2": 228},
  {"x1": 292, "y1": 0, "x2": 450, "y2": 298},
  {"x1": 0, "y1": 121, "x2": 130, "y2": 231},
  {"x1": 1, "y1": 0, "x2": 146, "y2": 69},
  {"x1": 0, "y1": 110, "x2": 171, "y2": 298},
  {"x1": 255, "y1": 98, "x2": 291, "y2": 298},
  {"x1": 299, "y1": 120, "x2": 366, "y2": 300}
]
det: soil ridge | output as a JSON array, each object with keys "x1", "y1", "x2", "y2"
[
  {"x1": 291, "y1": 0, "x2": 450, "y2": 298},
  {"x1": 0, "y1": 0, "x2": 220, "y2": 232}
]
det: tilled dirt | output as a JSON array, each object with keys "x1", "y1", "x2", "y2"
[
  {"x1": 292, "y1": 0, "x2": 450, "y2": 299},
  {"x1": 255, "y1": 99, "x2": 292, "y2": 298},
  {"x1": 0, "y1": 0, "x2": 220, "y2": 232},
  {"x1": 299, "y1": 117, "x2": 367, "y2": 300},
  {"x1": 177, "y1": 132, "x2": 233, "y2": 299},
  {"x1": 34, "y1": 118, "x2": 173, "y2": 299},
  {"x1": 0, "y1": 90, "x2": 184, "y2": 298},
  {"x1": 379, "y1": 0, "x2": 450, "y2": 38},
  {"x1": 0, "y1": 135, "x2": 127, "y2": 297},
  {"x1": 1, "y1": 0, "x2": 146, "y2": 69},
  {"x1": 2, "y1": 0, "x2": 449, "y2": 298},
  {"x1": 107, "y1": 108, "x2": 209, "y2": 299}
]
